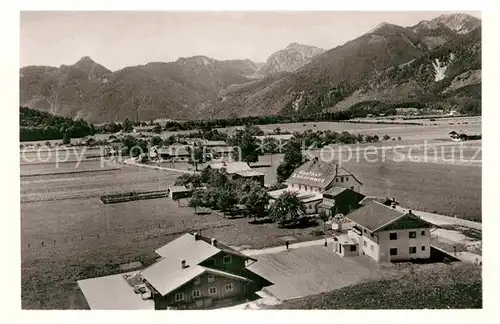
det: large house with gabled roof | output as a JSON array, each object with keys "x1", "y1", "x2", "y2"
[
  {"x1": 140, "y1": 232, "x2": 262, "y2": 309},
  {"x1": 268, "y1": 157, "x2": 363, "y2": 214},
  {"x1": 333, "y1": 200, "x2": 439, "y2": 262},
  {"x1": 286, "y1": 157, "x2": 362, "y2": 193}
]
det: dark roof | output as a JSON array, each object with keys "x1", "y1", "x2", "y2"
[
  {"x1": 323, "y1": 186, "x2": 348, "y2": 197},
  {"x1": 323, "y1": 186, "x2": 366, "y2": 202},
  {"x1": 346, "y1": 200, "x2": 406, "y2": 232}
]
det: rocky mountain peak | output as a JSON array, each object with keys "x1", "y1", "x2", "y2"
[{"x1": 415, "y1": 13, "x2": 480, "y2": 34}]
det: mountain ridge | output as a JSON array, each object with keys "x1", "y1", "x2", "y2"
[{"x1": 19, "y1": 13, "x2": 481, "y2": 122}]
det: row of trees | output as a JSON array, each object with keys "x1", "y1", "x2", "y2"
[{"x1": 175, "y1": 167, "x2": 315, "y2": 227}]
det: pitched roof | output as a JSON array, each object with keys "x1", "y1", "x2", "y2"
[
  {"x1": 141, "y1": 233, "x2": 256, "y2": 295},
  {"x1": 154, "y1": 233, "x2": 219, "y2": 260},
  {"x1": 345, "y1": 200, "x2": 407, "y2": 232},
  {"x1": 141, "y1": 263, "x2": 250, "y2": 296},
  {"x1": 286, "y1": 158, "x2": 361, "y2": 188},
  {"x1": 323, "y1": 186, "x2": 348, "y2": 197},
  {"x1": 209, "y1": 161, "x2": 252, "y2": 174},
  {"x1": 141, "y1": 262, "x2": 206, "y2": 296},
  {"x1": 157, "y1": 145, "x2": 191, "y2": 156},
  {"x1": 235, "y1": 170, "x2": 265, "y2": 177}
]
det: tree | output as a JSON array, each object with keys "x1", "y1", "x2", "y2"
[
  {"x1": 188, "y1": 145, "x2": 206, "y2": 171},
  {"x1": 153, "y1": 124, "x2": 162, "y2": 134},
  {"x1": 233, "y1": 130, "x2": 260, "y2": 163},
  {"x1": 62, "y1": 133, "x2": 71, "y2": 145},
  {"x1": 150, "y1": 136, "x2": 163, "y2": 147},
  {"x1": 174, "y1": 173, "x2": 202, "y2": 189},
  {"x1": 238, "y1": 180, "x2": 270, "y2": 220},
  {"x1": 277, "y1": 140, "x2": 303, "y2": 183},
  {"x1": 269, "y1": 191, "x2": 306, "y2": 228},
  {"x1": 262, "y1": 137, "x2": 279, "y2": 154},
  {"x1": 383, "y1": 134, "x2": 391, "y2": 141},
  {"x1": 318, "y1": 210, "x2": 330, "y2": 234},
  {"x1": 122, "y1": 118, "x2": 133, "y2": 133},
  {"x1": 397, "y1": 136, "x2": 402, "y2": 141},
  {"x1": 333, "y1": 213, "x2": 345, "y2": 232},
  {"x1": 189, "y1": 189, "x2": 205, "y2": 214}
]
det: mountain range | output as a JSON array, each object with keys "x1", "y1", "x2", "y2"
[{"x1": 19, "y1": 13, "x2": 481, "y2": 123}]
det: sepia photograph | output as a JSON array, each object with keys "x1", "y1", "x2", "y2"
[{"x1": 18, "y1": 9, "x2": 483, "y2": 311}]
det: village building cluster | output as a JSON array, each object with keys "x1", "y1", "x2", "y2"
[{"x1": 78, "y1": 156, "x2": 441, "y2": 310}]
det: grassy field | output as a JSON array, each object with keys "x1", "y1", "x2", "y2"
[
  {"x1": 21, "y1": 162, "x2": 326, "y2": 309},
  {"x1": 254, "y1": 139, "x2": 481, "y2": 221},
  {"x1": 270, "y1": 262, "x2": 482, "y2": 309}
]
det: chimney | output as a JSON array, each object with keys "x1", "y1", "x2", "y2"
[
  {"x1": 391, "y1": 203, "x2": 396, "y2": 209},
  {"x1": 181, "y1": 260, "x2": 187, "y2": 269},
  {"x1": 211, "y1": 238, "x2": 218, "y2": 247},
  {"x1": 193, "y1": 232, "x2": 200, "y2": 240},
  {"x1": 392, "y1": 198, "x2": 396, "y2": 203},
  {"x1": 408, "y1": 209, "x2": 412, "y2": 215}
]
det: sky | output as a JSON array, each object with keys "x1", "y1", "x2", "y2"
[{"x1": 20, "y1": 11, "x2": 481, "y2": 71}]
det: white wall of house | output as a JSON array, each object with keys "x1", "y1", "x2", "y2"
[
  {"x1": 378, "y1": 228, "x2": 431, "y2": 262},
  {"x1": 332, "y1": 175, "x2": 361, "y2": 192},
  {"x1": 360, "y1": 233, "x2": 380, "y2": 262}
]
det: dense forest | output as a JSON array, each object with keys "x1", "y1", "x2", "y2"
[{"x1": 19, "y1": 107, "x2": 96, "y2": 142}]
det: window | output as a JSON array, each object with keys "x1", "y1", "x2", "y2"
[
  {"x1": 223, "y1": 255, "x2": 232, "y2": 264},
  {"x1": 390, "y1": 248, "x2": 398, "y2": 256},
  {"x1": 363, "y1": 241, "x2": 367, "y2": 247},
  {"x1": 192, "y1": 290, "x2": 201, "y2": 299},
  {"x1": 194, "y1": 277, "x2": 201, "y2": 286},
  {"x1": 421, "y1": 230, "x2": 425, "y2": 236},
  {"x1": 335, "y1": 178, "x2": 338, "y2": 182},
  {"x1": 389, "y1": 232, "x2": 398, "y2": 240},
  {"x1": 370, "y1": 232, "x2": 374, "y2": 237},
  {"x1": 409, "y1": 231, "x2": 416, "y2": 239},
  {"x1": 340, "y1": 177, "x2": 344, "y2": 183},
  {"x1": 225, "y1": 283, "x2": 233, "y2": 292},
  {"x1": 350, "y1": 245, "x2": 357, "y2": 252},
  {"x1": 208, "y1": 287, "x2": 217, "y2": 295},
  {"x1": 421, "y1": 246, "x2": 426, "y2": 251},
  {"x1": 409, "y1": 246, "x2": 417, "y2": 254},
  {"x1": 208, "y1": 274, "x2": 215, "y2": 283},
  {"x1": 175, "y1": 293, "x2": 184, "y2": 301}
]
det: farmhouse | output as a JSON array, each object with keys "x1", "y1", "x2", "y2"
[
  {"x1": 268, "y1": 158, "x2": 363, "y2": 214},
  {"x1": 140, "y1": 232, "x2": 260, "y2": 309},
  {"x1": 209, "y1": 161, "x2": 265, "y2": 186},
  {"x1": 286, "y1": 157, "x2": 362, "y2": 193},
  {"x1": 333, "y1": 200, "x2": 438, "y2": 262},
  {"x1": 78, "y1": 233, "x2": 267, "y2": 310},
  {"x1": 155, "y1": 146, "x2": 191, "y2": 161}
]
